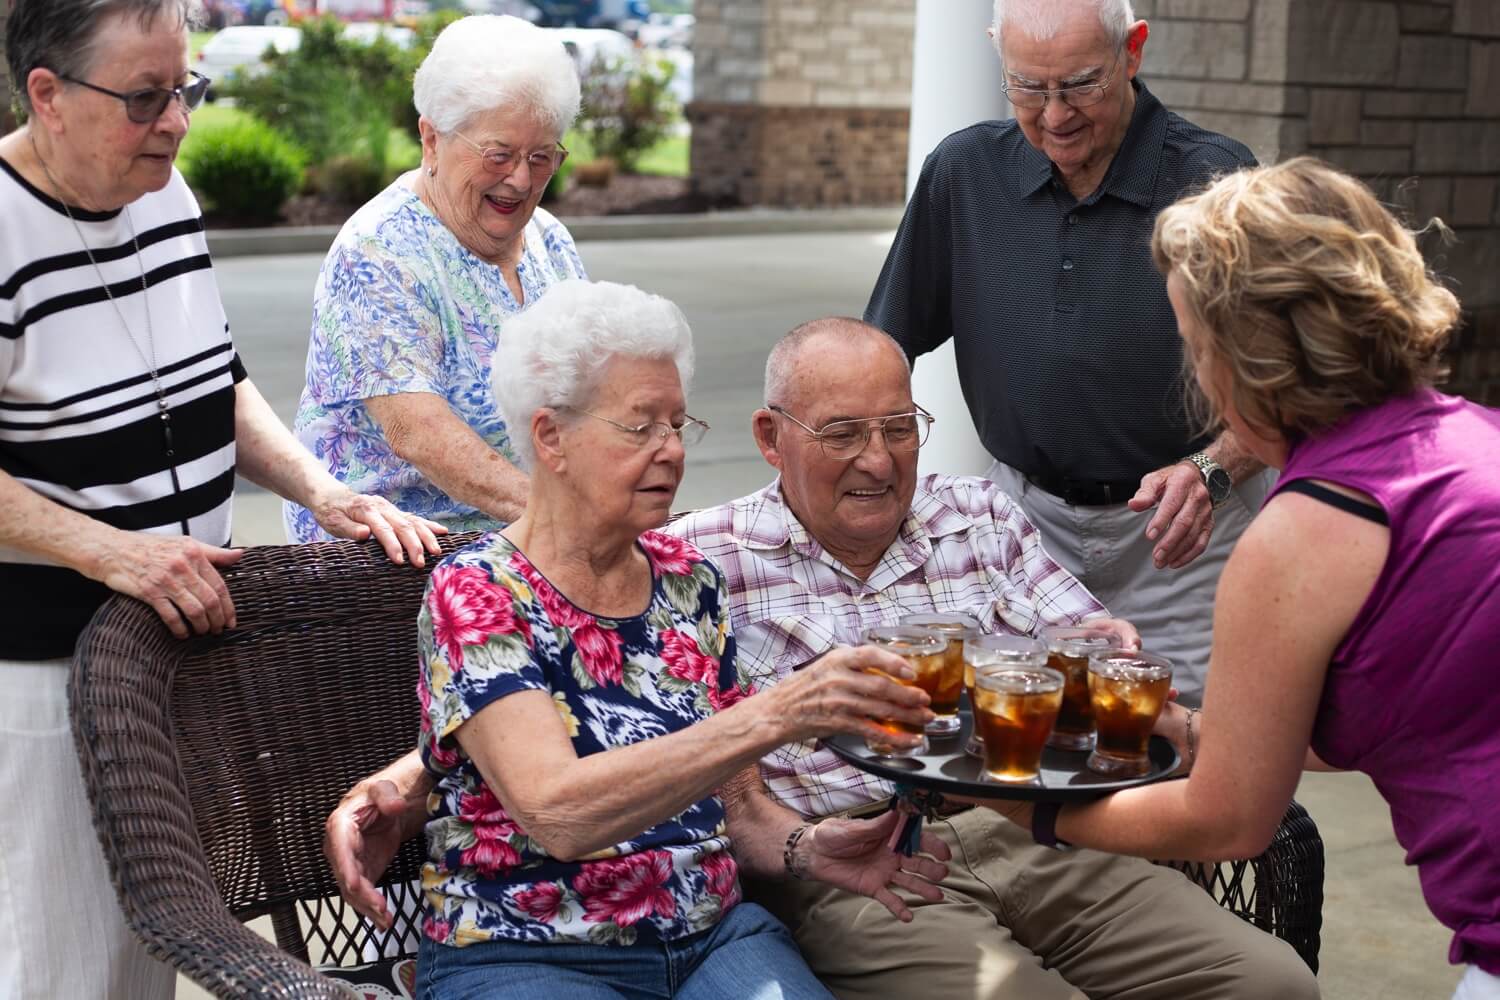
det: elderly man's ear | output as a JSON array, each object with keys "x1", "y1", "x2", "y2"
[{"x1": 751, "y1": 409, "x2": 786, "y2": 473}]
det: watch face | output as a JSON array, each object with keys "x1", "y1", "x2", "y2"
[{"x1": 1207, "y1": 468, "x2": 1233, "y2": 502}]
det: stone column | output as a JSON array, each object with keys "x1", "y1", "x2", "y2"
[
  {"x1": 1137, "y1": 0, "x2": 1500, "y2": 405},
  {"x1": 687, "y1": 0, "x2": 916, "y2": 208}
]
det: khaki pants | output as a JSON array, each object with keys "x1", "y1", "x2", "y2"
[{"x1": 746, "y1": 808, "x2": 1318, "y2": 1000}]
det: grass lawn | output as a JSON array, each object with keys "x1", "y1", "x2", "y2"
[
  {"x1": 190, "y1": 31, "x2": 215, "y2": 62},
  {"x1": 562, "y1": 130, "x2": 689, "y2": 178}
]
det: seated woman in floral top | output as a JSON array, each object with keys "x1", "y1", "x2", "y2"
[{"x1": 416, "y1": 280, "x2": 948, "y2": 999}]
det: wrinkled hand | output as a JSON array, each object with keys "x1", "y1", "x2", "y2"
[
  {"x1": 323, "y1": 778, "x2": 423, "y2": 930},
  {"x1": 312, "y1": 490, "x2": 447, "y2": 567},
  {"x1": 803, "y1": 811, "x2": 951, "y2": 922},
  {"x1": 1128, "y1": 462, "x2": 1214, "y2": 570},
  {"x1": 1083, "y1": 616, "x2": 1142, "y2": 650},
  {"x1": 91, "y1": 532, "x2": 244, "y2": 639},
  {"x1": 771, "y1": 646, "x2": 933, "y2": 749}
]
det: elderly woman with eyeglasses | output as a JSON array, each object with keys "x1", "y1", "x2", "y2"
[
  {"x1": 0, "y1": 1, "x2": 444, "y2": 996},
  {"x1": 285, "y1": 14, "x2": 589, "y2": 543},
  {"x1": 411, "y1": 279, "x2": 951, "y2": 999}
]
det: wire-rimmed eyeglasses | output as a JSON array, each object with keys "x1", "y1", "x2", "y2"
[
  {"x1": 767, "y1": 405, "x2": 934, "y2": 460},
  {"x1": 567, "y1": 408, "x2": 710, "y2": 451},
  {"x1": 450, "y1": 131, "x2": 569, "y2": 178},
  {"x1": 1000, "y1": 53, "x2": 1121, "y2": 111},
  {"x1": 60, "y1": 71, "x2": 210, "y2": 124}
]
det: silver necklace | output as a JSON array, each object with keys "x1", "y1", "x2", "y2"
[{"x1": 30, "y1": 135, "x2": 175, "y2": 458}]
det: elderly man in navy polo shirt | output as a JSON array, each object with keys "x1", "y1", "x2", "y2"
[{"x1": 867, "y1": 0, "x2": 1271, "y2": 706}]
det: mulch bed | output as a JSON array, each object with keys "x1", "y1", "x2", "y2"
[{"x1": 203, "y1": 173, "x2": 728, "y2": 229}]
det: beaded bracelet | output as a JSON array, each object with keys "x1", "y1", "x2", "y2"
[
  {"x1": 783, "y1": 822, "x2": 814, "y2": 880},
  {"x1": 1185, "y1": 708, "x2": 1201, "y2": 771}
]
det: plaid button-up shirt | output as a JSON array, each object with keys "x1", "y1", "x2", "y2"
[{"x1": 666, "y1": 474, "x2": 1108, "y2": 818}]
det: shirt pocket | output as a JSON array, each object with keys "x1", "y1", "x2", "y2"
[{"x1": 738, "y1": 614, "x2": 844, "y2": 776}]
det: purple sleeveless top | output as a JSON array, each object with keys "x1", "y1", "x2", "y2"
[{"x1": 1266, "y1": 389, "x2": 1500, "y2": 973}]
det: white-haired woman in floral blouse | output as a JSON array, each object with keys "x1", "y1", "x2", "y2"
[{"x1": 413, "y1": 280, "x2": 950, "y2": 999}]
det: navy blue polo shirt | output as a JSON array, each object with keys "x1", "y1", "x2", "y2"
[{"x1": 866, "y1": 81, "x2": 1255, "y2": 483}]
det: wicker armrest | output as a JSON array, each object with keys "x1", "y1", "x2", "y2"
[{"x1": 1161, "y1": 799, "x2": 1324, "y2": 972}]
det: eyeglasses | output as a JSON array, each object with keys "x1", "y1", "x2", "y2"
[
  {"x1": 60, "y1": 71, "x2": 210, "y2": 124},
  {"x1": 1001, "y1": 54, "x2": 1120, "y2": 110},
  {"x1": 450, "y1": 131, "x2": 569, "y2": 178},
  {"x1": 768, "y1": 405, "x2": 934, "y2": 461},
  {"x1": 568, "y1": 408, "x2": 710, "y2": 450}
]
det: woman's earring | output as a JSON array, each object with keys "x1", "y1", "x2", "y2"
[{"x1": 428, "y1": 165, "x2": 437, "y2": 177}]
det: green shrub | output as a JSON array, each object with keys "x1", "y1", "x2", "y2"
[
  {"x1": 180, "y1": 114, "x2": 305, "y2": 221},
  {"x1": 543, "y1": 152, "x2": 576, "y2": 203},
  {"x1": 577, "y1": 55, "x2": 680, "y2": 173}
]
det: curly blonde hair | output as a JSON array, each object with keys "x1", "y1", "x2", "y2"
[{"x1": 1152, "y1": 157, "x2": 1459, "y2": 442}]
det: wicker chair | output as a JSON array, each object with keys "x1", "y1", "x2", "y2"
[{"x1": 70, "y1": 537, "x2": 1324, "y2": 999}]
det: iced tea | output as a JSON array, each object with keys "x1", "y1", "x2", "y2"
[
  {"x1": 973, "y1": 667, "x2": 1064, "y2": 783},
  {"x1": 962, "y1": 635, "x2": 1045, "y2": 758},
  {"x1": 1086, "y1": 651, "x2": 1173, "y2": 777},
  {"x1": 861, "y1": 626, "x2": 947, "y2": 756},
  {"x1": 899, "y1": 612, "x2": 980, "y2": 735},
  {"x1": 1041, "y1": 626, "x2": 1119, "y2": 751}
]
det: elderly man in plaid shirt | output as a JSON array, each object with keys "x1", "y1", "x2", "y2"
[{"x1": 665, "y1": 319, "x2": 1317, "y2": 1000}]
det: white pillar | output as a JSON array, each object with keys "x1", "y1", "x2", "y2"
[{"x1": 905, "y1": 0, "x2": 1009, "y2": 478}]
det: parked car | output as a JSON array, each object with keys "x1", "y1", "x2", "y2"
[
  {"x1": 547, "y1": 26, "x2": 635, "y2": 76},
  {"x1": 196, "y1": 25, "x2": 302, "y2": 97},
  {"x1": 340, "y1": 21, "x2": 416, "y2": 46}
]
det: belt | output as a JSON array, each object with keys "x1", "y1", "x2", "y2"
[
  {"x1": 837, "y1": 796, "x2": 974, "y2": 821},
  {"x1": 1024, "y1": 469, "x2": 1141, "y2": 507}
]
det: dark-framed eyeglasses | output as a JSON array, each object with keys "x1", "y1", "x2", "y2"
[
  {"x1": 767, "y1": 405, "x2": 934, "y2": 460},
  {"x1": 59, "y1": 71, "x2": 211, "y2": 124},
  {"x1": 567, "y1": 408, "x2": 710, "y2": 451},
  {"x1": 450, "y1": 131, "x2": 570, "y2": 178},
  {"x1": 1000, "y1": 53, "x2": 1120, "y2": 111}
]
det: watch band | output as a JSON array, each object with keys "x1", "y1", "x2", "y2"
[
  {"x1": 783, "y1": 822, "x2": 814, "y2": 879},
  {"x1": 1031, "y1": 801, "x2": 1073, "y2": 851}
]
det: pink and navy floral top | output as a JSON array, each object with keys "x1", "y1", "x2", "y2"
[{"x1": 417, "y1": 530, "x2": 753, "y2": 948}]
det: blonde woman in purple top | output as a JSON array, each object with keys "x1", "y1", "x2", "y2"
[{"x1": 973, "y1": 158, "x2": 1500, "y2": 998}]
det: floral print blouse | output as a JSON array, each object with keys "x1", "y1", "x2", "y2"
[
  {"x1": 417, "y1": 531, "x2": 755, "y2": 947},
  {"x1": 283, "y1": 180, "x2": 587, "y2": 543}
]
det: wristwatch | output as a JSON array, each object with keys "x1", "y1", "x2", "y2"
[{"x1": 1184, "y1": 451, "x2": 1233, "y2": 509}]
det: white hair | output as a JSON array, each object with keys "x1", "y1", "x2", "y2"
[
  {"x1": 991, "y1": 0, "x2": 1136, "y2": 51},
  {"x1": 413, "y1": 15, "x2": 581, "y2": 138},
  {"x1": 492, "y1": 280, "x2": 695, "y2": 470}
]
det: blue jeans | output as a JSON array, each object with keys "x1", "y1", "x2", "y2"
[{"x1": 417, "y1": 902, "x2": 834, "y2": 1000}]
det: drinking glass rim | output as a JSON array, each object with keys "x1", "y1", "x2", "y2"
[
  {"x1": 974, "y1": 665, "x2": 1064, "y2": 693},
  {"x1": 863, "y1": 624, "x2": 946, "y2": 654},
  {"x1": 898, "y1": 612, "x2": 983, "y2": 636},
  {"x1": 963, "y1": 633, "x2": 1045, "y2": 664},
  {"x1": 1042, "y1": 625, "x2": 1120, "y2": 656},
  {"x1": 1088, "y1": 649, "x2": 1173, "y2": 679}
]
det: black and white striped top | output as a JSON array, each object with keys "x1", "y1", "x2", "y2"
[{"x1": 0, "y1": 159, "x2": 246, "y2": 659}]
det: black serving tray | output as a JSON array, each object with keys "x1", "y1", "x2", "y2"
[{"x1": 825, "y1": 708, "x2": 1180, "y2": 802}]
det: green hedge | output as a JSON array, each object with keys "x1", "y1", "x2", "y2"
[{"x1": 179, "y1": 114, "x2": 305, "y2": 221}]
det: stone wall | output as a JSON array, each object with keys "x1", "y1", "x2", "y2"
[
  {"x1": 687, "y1": 0, "x2": 915, "y2": 208},
  {"x1": 1137, "y1": 0, "x2": 1500, "y2": 404}
]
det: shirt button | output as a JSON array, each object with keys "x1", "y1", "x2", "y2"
[
  {"x1": 1068, "y1": 213, "x2": 1079, "y2": 225},
  {"x1": 1061, "y1": 257, "x2": 1075, "y2": 271}
]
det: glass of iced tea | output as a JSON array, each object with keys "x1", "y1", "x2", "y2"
[
  {"x1": 861, "y1": 626, "x2": 946, "y2": 757},
  {"x1": 1086, "y1": 650, "x2": 1173, "y2": 777},
  {"x1": 1040, "y1": 625, "x2": 1119, "y2": 751},
  {"x1": 898, "y1": 612, "x2": 981, "y2": 736},
  {"x1": 962, "y1": 635, "x2": 1045, "y2": 758},
  {"x1": 972, "y1": 666, "x2": 1064, "y2": 783}
]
